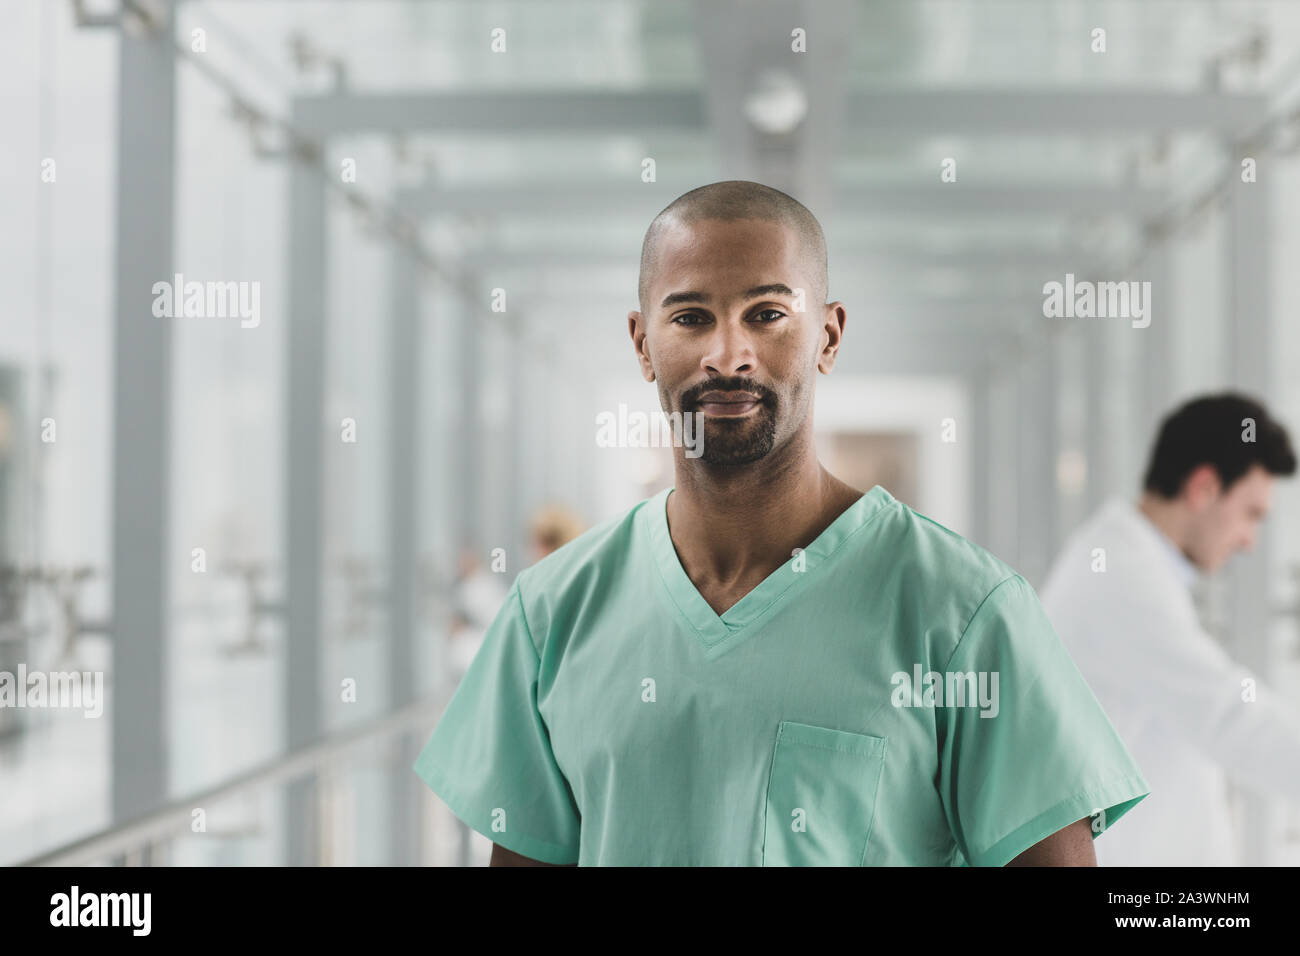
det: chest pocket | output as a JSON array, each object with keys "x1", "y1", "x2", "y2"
[{"x1": 761, "y1": 720, "x2": 887, "y2": 866}]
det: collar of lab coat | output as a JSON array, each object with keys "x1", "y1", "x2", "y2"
[{"x1": 1111, "y1": 496, "x2": 1200, "y2": 590}]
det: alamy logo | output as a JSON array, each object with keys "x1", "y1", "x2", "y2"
[
  {"x1": 151, "y1": 273, "x2": 261, "y2": 328},
  {"x1": 50, "y1": 886, "x2": 151, "y2": 936},
  {"x1": 1042, "y1": 272, "x2": 1151, "y2": 328},
  {"x1": 595, "y1": 403, "x2": 704, "y2": 458},
  {"x1": 0, "y1": 665, "x2": 103, "y2": 718},
  {"x1": 891, "y1": 665, "x2": 1000, "y2": 718}
]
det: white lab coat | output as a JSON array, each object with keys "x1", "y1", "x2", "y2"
[
  {"x1": 448, "y1": 568, "x2": 509, "y2": 684},
  {"x1": 1039, "y1": 496, "x2": 1300, "y2": 866}
]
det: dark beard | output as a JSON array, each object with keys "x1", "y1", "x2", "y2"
[{"x1": 697, "y1": 407, "x2": 777, "y2": 466}]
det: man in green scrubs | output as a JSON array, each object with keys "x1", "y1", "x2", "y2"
[{"x1": 414, "y1": 180, "x2": 1150, "y2": 866}]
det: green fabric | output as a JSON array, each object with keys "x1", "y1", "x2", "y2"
[{"x1": 414, "y1": 485, "x2": 1149, "y2": 865}]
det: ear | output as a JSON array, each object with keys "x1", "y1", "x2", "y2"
[
  {"x1": 628, "y1": 310, "x2": 655, "y2": 382},
  {"x1": 817, "y1": 302, "x2": 847, "y2": 374},
  {"x1": 1184, "y1": 463, "x2": 1222, "y2": 508}
]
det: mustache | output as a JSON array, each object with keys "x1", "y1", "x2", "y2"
[{"x1": 680, "y1": 377, "x2": 775, "y2": 410}]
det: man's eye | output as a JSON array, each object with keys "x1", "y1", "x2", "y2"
[{"x1": 671, "y1": 310, "x2": 783, "y2": 325}]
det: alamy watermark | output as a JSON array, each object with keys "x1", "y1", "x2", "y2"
[
  {"x1": 50, "y1": 886, "x2": 150, "y2": 936},
  {"x1": 0, "y1": 665, "x2": 103, "y2": 718},
  {"x1": 152, "y1": 274, "x2": 261, "y2": 328},
  {"x1": 891, "y1": 665, "x2": 1000, "y2": 718},
  {"x1": 1042, "y1": 272, "x2": 1150, "y2": 329},
  {"x1": 595, "y1": 403, "x2": 705, "y2": 458}
]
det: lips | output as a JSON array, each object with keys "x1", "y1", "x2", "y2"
[
  {"x1": 697, "y1": 391, "x2": 762, "y2": 405},
  {"x1": 696, "y1": 391, "x2": 763, "y2": 416}
]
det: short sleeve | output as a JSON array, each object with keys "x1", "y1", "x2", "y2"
[
  {"x1": 413, "y1": 579, "x2": 581, "y2": 864},
  {"x1": 937, "y1": 574, "x2": 1150, "y2": 867}
]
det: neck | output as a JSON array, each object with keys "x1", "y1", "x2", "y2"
[
  {"x1": 1137, "y1": 492, "x2": 1193, "y2": 562},
  {"x1": 665, "y1": 423, "x2": 860, "y2": 586}
]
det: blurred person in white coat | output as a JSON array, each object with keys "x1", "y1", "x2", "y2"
[
  {"x1": 447, "y1": 551, "x2": 510, "y2": 686},
  {"x1": 443, "y1": 510, "x2": 585, "y2": 865},
  {"x1": 446, "y1": 507, "x2": 587, "y2": 685},
  {"x1": 1041, "y1": 392, "x2": 1300, "y2": 866}
]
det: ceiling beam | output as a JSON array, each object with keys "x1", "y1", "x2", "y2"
[
  {"x1": 295, "y1": 88, "x2": 1267, "y2": 137},
  {"x1": 398, "y1": 181, "x2": 1162, "y2": 217},
  {"x1": 458, "y1": 242, "x2": 1100, "y2": 271}
]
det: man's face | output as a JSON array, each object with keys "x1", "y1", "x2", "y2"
[
  {"x1": 1186, "y1": 463, "x2": 1274, "y2": 572},
  {"x1": 628, "y1": 217, "x2": 842, "y2": 467}
]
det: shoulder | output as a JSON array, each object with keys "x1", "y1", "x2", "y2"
[
  {"x1": 850, "y1": 494, "x2": 1051, "y2": 670},
  {"x1": 867, "y1": 492, "x2": 1021, "y2": 606}
]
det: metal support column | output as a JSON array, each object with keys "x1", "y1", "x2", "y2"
[
  {"x1": 110, "y1": 0, "x2": 174, "y2": 833},
  {"x1": 455, "y1": 284, "x2": 482, "y2": 558},
  {"x1": 284, "y1": 125, "x2": 328, "y2": 866},
  {"x1": 1084, "y1": 325, "x2": 1111, "y2": 511},
  {"x1": 1138, "y1": 244, "x2": 1174, "y2": 451},
  {"x1": 387, "y1": 242, "x2": 420, "y2": 864},
  {"x1": 505, "y1": 325, "x2": 526, "y2": 573},
  {"x1": 985, "y1": 355, "x2": 1019, "y2": 570},
  {"x1": 1016, "y1": 333, "x2": 1058, "y2": 589},
  {"x1": 478, "y1": 322, "x2": 509, "y2": 562},
  {"x1": 968, "y1": 364, "x2": 992, "y2": 551}
]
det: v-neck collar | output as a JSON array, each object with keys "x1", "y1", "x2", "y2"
[{"x1": 642, "y1": 484, "x2": 895, "y2": 658}]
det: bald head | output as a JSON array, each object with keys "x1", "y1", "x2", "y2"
[{"x1": 638, "y1": 180, "x2": 828, "y2": 314}]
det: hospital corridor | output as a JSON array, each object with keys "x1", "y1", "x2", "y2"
[{"x1": 5, "y1": 0, "x2": 1300, "y2": 892}]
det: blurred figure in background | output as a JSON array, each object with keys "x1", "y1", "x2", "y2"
[
  {"x1": 446, "y1": 505, "x2": 586, "y2": 686},
  {"x1": 529, "y1": 503, "x2": 587, "y2": 563},
  {"x1": 1041, "y1": 392, "x2": 1300, "y2": 866},
  {"x1": 444, "y1": 548, "x2": 507, "y2": 866},
  {"x1": 441, "y1": 507, "x2": 584, "y2": 865},
  {"x1": 446, "y1": 550, "x2": 509, "y2": 687}
]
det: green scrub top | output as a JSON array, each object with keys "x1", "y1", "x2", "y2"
[{"x1": 414, "y1": 485, "x2": 1149, "y2": 866}]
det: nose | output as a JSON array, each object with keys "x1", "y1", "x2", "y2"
[{"x1": 700, "y1": 318, "x2": 756, "y2": 377}]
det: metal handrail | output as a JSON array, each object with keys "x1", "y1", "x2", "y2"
[{"x1": 16, "y1": 696, "x2": 445, "y2": 867}]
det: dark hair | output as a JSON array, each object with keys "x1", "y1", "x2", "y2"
[
  {"x1": 638, "y1": 180, "x2": 828, "y2": 315},
  {"x1": 1142, "y1": 392, "x2": 1297, "y2": 498}
]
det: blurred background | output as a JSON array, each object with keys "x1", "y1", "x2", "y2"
[{"x1": 2, "y1": 0, "x2": 1300, "y2": 866}]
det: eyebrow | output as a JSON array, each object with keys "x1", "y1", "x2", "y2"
[{"x1": 659, "y1": 283, "x2": 795, "y2": 310}]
